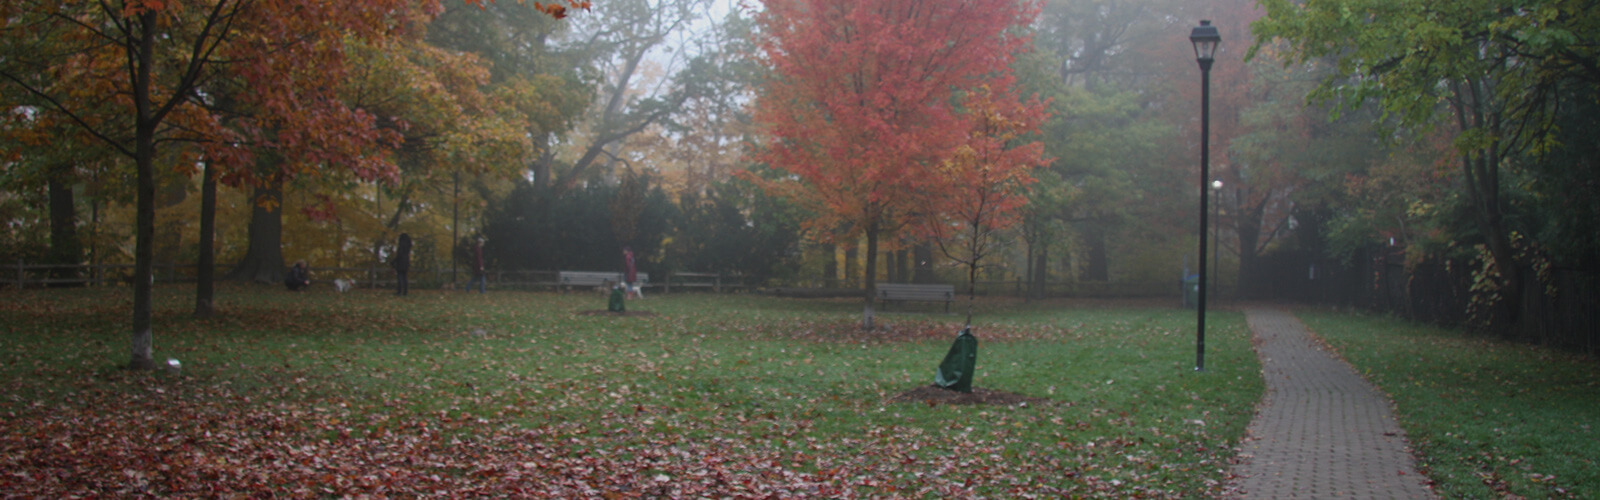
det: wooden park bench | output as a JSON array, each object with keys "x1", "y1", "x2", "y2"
[
  {"x1": 875, "y1": 283, "x2": 955, "y2": 312},
  {"x1": 557, "y1": 271, "x2": 649, "y2": 293}
]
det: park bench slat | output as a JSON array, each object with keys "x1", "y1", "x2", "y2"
[
  {"x1": 557, "y1": 271, "x2": 649, "y2": 292},
  {"x1": 875, "y1": 283, "x2": 955, "y2": 312}
]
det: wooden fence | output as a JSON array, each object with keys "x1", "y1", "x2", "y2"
[{"x1": 1251, "y1": 246, "x2": 1600, "y2": 356}]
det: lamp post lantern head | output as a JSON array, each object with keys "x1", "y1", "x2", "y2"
[
  {"x1": 1190, "y1": 20, "x2": 1222, "y2": 69},
  {"x1": 1212, "y1": 179, "x2": 1224, "y2": 190}
]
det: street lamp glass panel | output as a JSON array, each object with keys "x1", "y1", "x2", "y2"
[
  {"x1": 1212, "y1": 180, "x2": 1224, "y2": 190},
  {"x1": 1190, "y1": 20, "x2": 1221, "y2": 61}
]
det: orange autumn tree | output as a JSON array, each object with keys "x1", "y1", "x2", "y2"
[
  {"x1": 920, "y1": 83, "x2": 1049, "y2": 325},
  {"x1": 754, "y1": 0, "x2": 1040, "y2": 329},
  {"x1": 0, "y1": 0, "x2": 566, "y2": 370}
]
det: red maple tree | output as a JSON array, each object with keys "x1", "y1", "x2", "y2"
[{"x1": 754, "y1": 0, "x2": 1040, "y2": 329}]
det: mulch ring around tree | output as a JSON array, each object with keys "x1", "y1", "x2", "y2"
[
  {"x1": 888, "y1": 385, "x2": 1054, "y2": 407},
  {"x1": 576, "y1": 310, "x2": 659, "y2": 317}
]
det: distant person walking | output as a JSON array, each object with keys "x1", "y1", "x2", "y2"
[
  {"x1": 285, "y1": 260, "x2": 310, "y2": 291},
  {"x1": 622, "y1": 246, "x2": 641, "y2": 299},
  {"x1": 466, "y1": 237, "x2": 487, "y2": 294},
  {"x1": 392, "y1": 233, "x2": 413, "y2": 296}
]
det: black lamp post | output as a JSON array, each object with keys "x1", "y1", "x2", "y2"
[{"x1": 1190, "y1": 20, "x2": 1220, "y2": 372}]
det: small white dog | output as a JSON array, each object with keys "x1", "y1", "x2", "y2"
[{"x1": 334, "y1": 278, "x2": 356, "y2": 293}]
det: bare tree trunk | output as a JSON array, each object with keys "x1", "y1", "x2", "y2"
[
  {"x1": 194, "y1": 161, "x2": 218, "y2": 318},
  {"x1": 862, "y1": 219, "x2": 879, "y2": 330},
  {"x1": 128, "y1": 10, "x2": 158, "y2": 371},
  {"x1": 966, "y1": 255, "x2": 980, "y2": 326},
  {"x1": 1452, "y1": 78, "x2": 1523, "y2": 329}
]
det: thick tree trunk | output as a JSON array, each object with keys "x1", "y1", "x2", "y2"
[
  {"x1": 131, "y1": 148, "x2": 154, "y2": 370},
  {"x1": 1452, "y1": 78, "x2": 1522, "y2": 330},
  {"x1": 862, "y1": 219, "x2": 879, "y2": 330},
  {"x1": 47, "y1": 164, "x2": 83, "y2": 286},
  {"x1": 128, "y1": 10, "x2": 158, "y2": 371},
  {"x1": 225, "y1": 183, "x2": 286, "y2": 285},
  {"x1": 194, "y1": 161, "x2": 217, "y2": 318},
  {"x1": 1471, "y1": 151, "x2": 1522, "y2": 328}
]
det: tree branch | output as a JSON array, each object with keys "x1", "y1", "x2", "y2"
[{"x1": 0, "y1": 70, "x2": 136, "y2": 158}]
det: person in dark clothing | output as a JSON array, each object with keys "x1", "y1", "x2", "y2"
[
  {"x1": 466, "y1": 237, "x2": 487, "y2": 293},
  {"x1": 392, "y1": 233, "x2": 413, "y2": 296},
  {"x1": 285, "y1": 260, "x2": 310, "y2": 291}
]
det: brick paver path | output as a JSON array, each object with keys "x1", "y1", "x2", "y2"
[{"x1": 1228, "y1": 309, "x2": 1434, "y2": 499}]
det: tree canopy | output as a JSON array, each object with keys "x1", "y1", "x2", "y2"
[
  {"x1": 754, "y1": 0, "x2": 1041, "y2": 328},
  {"x1": 1253, "y1": 0, "x2": 1600, "y2": 325}
]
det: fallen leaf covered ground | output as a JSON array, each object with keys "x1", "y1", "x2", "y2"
[{"x1": 0, "y1": 286, "x2": 1263, "y2": 497}]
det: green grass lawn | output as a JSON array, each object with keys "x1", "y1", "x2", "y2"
[
  {"x1": 1298, "y1": 310, "x2": 1600, "y2": 499},
  {"x1": 1, "y1": 285, "x2": 1259, "y2": 497}
]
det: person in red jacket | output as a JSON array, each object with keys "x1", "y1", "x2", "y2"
[{"x1": 622, "y1": 246, "x2": 640, "y2": 298}]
